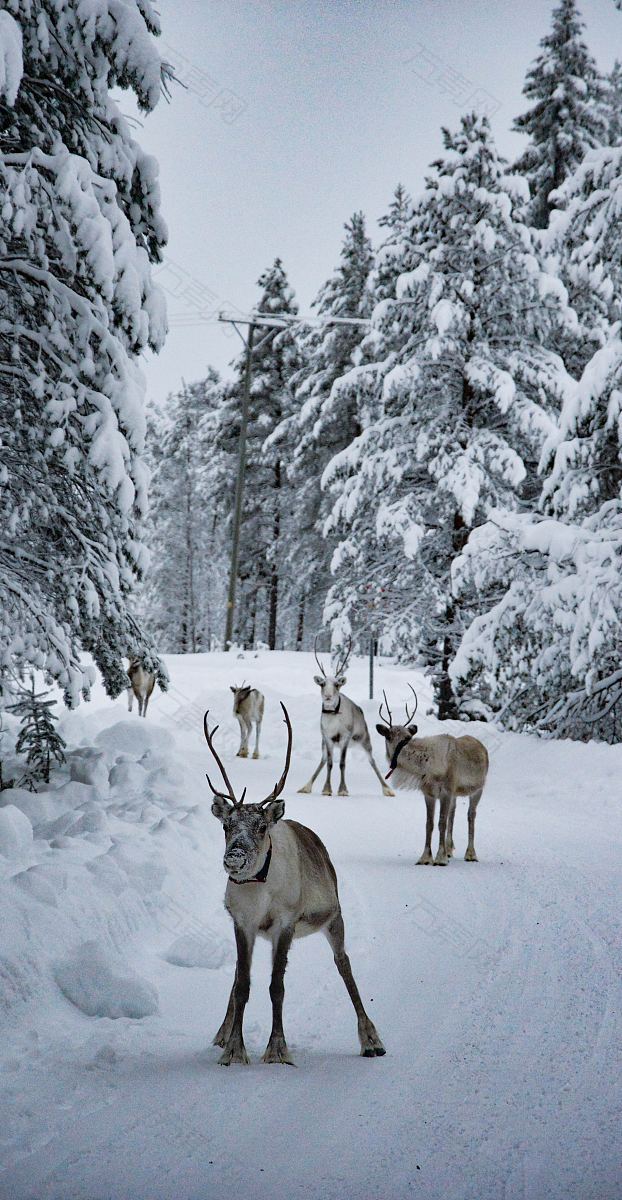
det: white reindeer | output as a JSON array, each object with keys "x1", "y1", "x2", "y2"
[
  {"x1": 206, "y1": 705, "x2": 386, "y2": 1066},
  {"x1": 376, "y1": 686, "x2": 489, "y2": 865},
  {"x1": 298, "y1": 638, "x2": 394, "y2": 798},
  {"x1": 230, "y1": 682, "x2": 264, "y2": 758},
  {"x1": 127, "y1": 657, "x2": 155, "y2": 718}
]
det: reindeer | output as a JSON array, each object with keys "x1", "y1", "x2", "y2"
[
  {"x1": 376, "y1": 686, "x2": 488, "y2": 866},
  {"x1": 298, "y1": 637, "x2": 394, "y2": 798},
  {"x1": 230, "y1": 682, "x2": 264, "y2": 758},
  {"x1": 127, "y1": 656, "x2": 156, "y2": 718},
  {"x1": 206, "y1": 704, "x2": 386, "y2": 1066}
]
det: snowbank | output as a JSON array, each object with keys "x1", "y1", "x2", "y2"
[{"x1": 55, "y1": 942, "x2": 158, "y2": 1019}]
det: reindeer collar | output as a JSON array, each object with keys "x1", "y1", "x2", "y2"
[
  {"x1": 230, "y1": 840, "x2": 272, "y2": 885},
  {"x1": 322, "y1": 698, "x2": 341, "y2": 715},
  {"x1": 385, "y1": 735, "x2": 413, "y2": 779}
]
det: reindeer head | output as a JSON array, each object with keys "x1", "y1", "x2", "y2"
[
  {"x1": 230, "y1": 682, "x2": 252, "y2": 713},
  {"x1": 313, "y1": 635, "x2": 352, "y2": 713},
  {"x1": 205, "y1": 704, "x2": 292, "y2": 883},
  {"x1": 376, "y1": 686, "x2": 419, "y2": 776}
]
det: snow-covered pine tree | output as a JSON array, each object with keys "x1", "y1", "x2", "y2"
[
  {"x1": 323, "y1": 114, "x2": 573, "y2": 717},
  {"x1": 512, "y1": 0, "x2": 607, "y2": 229},
  {"x1": 140, "y1": 372, "x2": 226, "y2": 652},
  {"x1": 452, "y1": 332, "x2": 622, "y2": 742},
  {"x1": 216, "y1": 260, "x2": 299, "y2": 649},
  {"x1": 452, "y1": 135, "x2": 622, "y2": 740},
  {"x1": 269, "y1": 214, "x2": 373, "y2": 647},
  {"x1": 372, "y1": 185, "x2": 414, "y2": 304},
  {"x1": 8, "y1": 675, "x2": 66, "y2": 786},
  {"x1": 547, "y1": 142, "x2": 622, "y2": 376},
  {"x1": 0, "y1": 2, "x2": 169, "y2": 704}
]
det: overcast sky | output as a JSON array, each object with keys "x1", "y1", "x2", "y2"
[{"x1": 130, "y1": 0, "x2": 621, "y2": 405}]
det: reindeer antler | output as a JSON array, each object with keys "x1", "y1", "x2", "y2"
[
  {"x1": 404, "y1": 683, "x2": 418, "y2": 726},
  {"x1": 258, "y1": 703, "x2": 293, "y2": 807},
  {"x1": 314, "y1": 632, "x2": 327, "y2": 678},
  {"x1": 203, "y1": 711, "x2": 246, "y2": 807},
  {"x1": 333, "y1": 635, "x2": 352, "y2": 678},
  {"x1": 378, "y1": 689, "x2": 393, "y2": 728}
]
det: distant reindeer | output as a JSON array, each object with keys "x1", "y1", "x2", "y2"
[
  {"x1": 299, "y1": 637, "x2": 394, "y2": 798},
  {"x1": 206, "y1": 705, "x2": 385, "y2": 1066},
  {"x1": 231, "y1": 682, "x2": 264, "y2": 758},
  {"x1": 376, "y1": 686, "x2": 489, "y2": 865},
  {"x1": 127, "y1": 656, "x2": 156, "y2": 718}
]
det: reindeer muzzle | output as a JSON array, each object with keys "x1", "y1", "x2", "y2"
[{"x1": 385, "y1": 735, "x2": 413, "y2": 778}]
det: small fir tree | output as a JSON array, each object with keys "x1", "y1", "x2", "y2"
[{"x1": 8, "y1": 677, "x2": 66, "y2": 786}]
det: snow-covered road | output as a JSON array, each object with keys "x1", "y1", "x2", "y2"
[{"x1": 1, "y1": 652, "x2": 620, "y2": 1200}]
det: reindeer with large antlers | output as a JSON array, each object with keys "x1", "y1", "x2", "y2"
[
  {"x1": 298, "y1": 636, "x2": 394, "y2": 798},
  {"x1": 376, "y1": 686, "x2": 489, "y2": 865},
  {"x1": 205, "y1": 705, "x2": 385, "y2": 1066}
]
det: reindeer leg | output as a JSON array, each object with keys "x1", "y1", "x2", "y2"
[
  {"x1": 263, "y1": 926, "x2": 296, "y2": 1066},
  {"x1": 322, "y1": 743, "x2": 334, "y2": 795},
  {"x1": 219, "y1": 924, "x2": 255, "y2": 1065},
  {"x1": 337, "y1": 740, "x2": 349, "y2": 796},
  {"x1": 447, "y1": 796, "x2": 457, "y2": 856},
  {"x1": 138, "y1": 695, "x2": 144, "y2": 717},
  {"x1": 127, "y1": 688, "x2": 133, "y2": 713},
  {"x1": 434, "y1": 791, "x2": 452, "y2": 865},
  {"x1": 298, "y1": 746, "x2": 327, "y2": 794},
  {"x1": 417, "y1": 794, "x2": 435, "y2": 864},
  {"x1": 365, "y1": 740, "x2": 395, "y2": 798},
  {"x1": 213, "y1": 973, "x2": 237, "y2": 1047},
  {"x1": 325, "y1": 912, "x2": 385, "y2": 1057},
  {"x1": 236, "y1": 716, "x2": 247, "y2": 757},
  {"x1": 253, "y1": 717, "x2": 261, "y2": 759},
  {"x1": 465, "y1": 788, "x2": 482, "y2": 861},
  {"x1": 142, "y1": 691, "x2": 149, "y2": 717}
]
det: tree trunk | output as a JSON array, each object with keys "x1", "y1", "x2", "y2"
[
  {"x1": 296, "y1": 595, "x2": 305, "y2": 651},
  {"x1": 437, "y1": 623, "x2": 460, "y2": 721},
  {"x1": 436, "y1": 512, "x2": 470, "y2": 720},
  {"x1": 268, "y1": 461, "x2": 281, "y2": 650}
]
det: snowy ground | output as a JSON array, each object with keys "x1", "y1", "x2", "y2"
[{"x1": 0, "y1": 651, "x2": 620, "y2": 1200}]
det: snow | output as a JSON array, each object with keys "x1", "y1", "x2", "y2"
[
  {"x1": 54, "y1": 942, "x2": 159, "y2": 1020},
  {"x1": 0, "y1": 651, "x2": 620, "y2": 1198},
  {"x1": 0, "y1": 804, "x2": 33, "y2": 861},
  {"x1": 0, "y1": 11, "x2": 23, "y2": 106}
]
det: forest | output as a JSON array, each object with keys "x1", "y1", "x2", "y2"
[{"x1": 139, "y1": 1, "x2": 622, "y2": 742}]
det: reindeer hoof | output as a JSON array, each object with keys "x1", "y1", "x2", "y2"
[
  {"x1": 338, "y1": 787, "x2": 349, "y2": 797},
  {"x1": 252, "y1": 751, "x2": 260, "y2": 759},
  {"x1": 382, "y1": 786, "x2": 395, "y2": 797},
  {"x1": 218, "y1": 1042, "x2": 250, "y2": 1066},
  {"x1": 464, "y1": 849, "x2": 478, "y2": 862},
  {"x1": 298, "y1": 784, "x2": 312, "y2": 794},
  {"x1": 416, "y1": 854, "x2": 433, "y2": 865},
  {"x1": 360, "y1": 1024, "x2": 386, "y2": 1057},
  {"x1": 433, "y1": 855, "x2": 449, "y2": 867},
  {"x1": 322, "y1": 786, "x2": 332, "y2": 796},
  {"x1": 262, "y1": 1037, "x2": 296, "y2": 1066},
  {"x1": 238, "y1": 749, "x2": 248, "y2": 759}
]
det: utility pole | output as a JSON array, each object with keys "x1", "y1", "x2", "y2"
[{"x1": 223, "y1": 320, "x2": 255, "y2": 650}]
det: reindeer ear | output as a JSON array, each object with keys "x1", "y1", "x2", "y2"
[
  {"x1": 408, "y1": 724, "x2": 418, "y2": 735},
  {"x1": 230, "y1": 686, "x2": 236, "y2": 693},
  {"x1": 335, "y1": 674, "x2": 346, "y2": 688},
  {"x1": 211, "y1": 795, "x2": 232, "y2": 822},
  {"x1": 313, "y1": 675, "x2": 325, "y2": 687},
  {"x1": 376, "y1": 723, "x2": 391, "y2": 737},
  {"x1": 264, "y1": 798, "x2": 285, "y2": 825}
]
